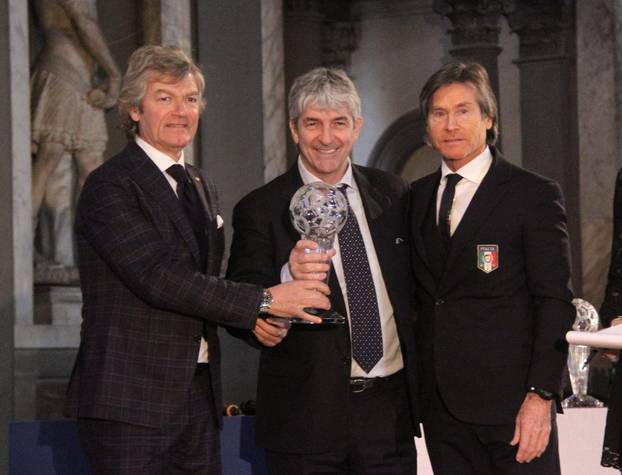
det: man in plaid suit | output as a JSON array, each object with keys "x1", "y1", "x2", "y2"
[{"x1": 65, "y1": 45, "x2": 329, "y2": 475}]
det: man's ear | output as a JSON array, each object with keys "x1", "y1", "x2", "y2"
[
  {"x1": 129, "y1": 106, "x2": 141, "y2": 123},
  {"x1": 353, "y1": 116, "x2": 364, "y2": 139}
]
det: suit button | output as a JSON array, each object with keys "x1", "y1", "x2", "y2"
[
  {"x1": 343, "y1": 357, "x2": 349, "y2": 366},
  {"x1": 435, "y1": 299, "x2": 445, "y2": 306}
]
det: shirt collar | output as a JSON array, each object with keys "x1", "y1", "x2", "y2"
[
  {"x1": 296, "y1": 156, "x2": 357, "y2": 191},
  {"x1": 441, "y1": 146, "x2": 492, "y2": 185},
  {"x1": 135, "y1": 136, "x2": 186, "y2": 172}
]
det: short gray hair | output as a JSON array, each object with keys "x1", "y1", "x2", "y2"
[
  {"x1": 118, "y1": 45, "x2": 206, "y2": 137},
  {"x1": 288, "y1": 67, "x2": 361, "y2": 124},
  {"x1": 419, "y1": 62, "x2": 498, "y2": 145}
]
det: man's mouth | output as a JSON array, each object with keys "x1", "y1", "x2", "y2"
[{"x1": 315, "y1": 146, "x2": 339, "y2": 155}]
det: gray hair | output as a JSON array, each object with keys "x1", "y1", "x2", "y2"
[
  {"x1": 288, "y1": 67, "x2": 361, "y2": 124},
  {"x1": 118, "y1": 45, "x2": 206, "y2": 136},
  {"x1": 419, "y1": 62, "x2": 498, "y2": 145}
]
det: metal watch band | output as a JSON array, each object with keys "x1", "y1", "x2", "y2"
[{"x1": 259, "y1": 288, "x2": 273, "y2": 314}]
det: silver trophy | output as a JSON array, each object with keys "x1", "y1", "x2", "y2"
[
  {"x1": 561, "y1": 298, "x2": 604, "y2": 408},
  {"x1": 288, "y1": 182, "x2": 348, "y2": 324}
]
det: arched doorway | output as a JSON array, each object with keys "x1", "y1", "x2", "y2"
[{"x1": 368, "y1": 109, "x2": 441, "y2": 182}]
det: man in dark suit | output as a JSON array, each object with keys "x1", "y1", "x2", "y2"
[
  {"x1": 65, "y1": 45, "x2": 329, "y2": 475},
  {"x1": 410, "y1": 62, "x2": 575, "y2": 474},
  {"x1": 227, "y1": 67, "x2": 419, "y2": 474}
]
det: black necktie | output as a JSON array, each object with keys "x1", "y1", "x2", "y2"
[
  {"x1": 438, "y1": 174, "x2": 462, "y2": 243},
  {"x1": 338, "y1": 184, "x2": 383, "y2": 374},
  {"x1": 166, "y1": 164, "x2": 208, "y2": 268}
]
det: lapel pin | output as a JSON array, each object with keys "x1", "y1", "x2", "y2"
[{"x1": 395, "y1": 237, "x2": 404, "y2": 244}]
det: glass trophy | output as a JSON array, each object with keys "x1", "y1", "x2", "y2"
[
  {"x1": 286, "y1": 182, "x2": 348, "y2": 324},
  {"x1": 561, "y1": 298, "x2": 604, "y2": 408}
]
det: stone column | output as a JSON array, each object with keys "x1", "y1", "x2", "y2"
[
  {"x1": 434, "y1": 0, "x2": 504, "y2": 100},
  {"x1": 575, "y1": 0, "x2": 618, "y2": 306},
  {"x1": 196, "y1": 0, "x2": 287, "y2": 405},
  {"x1": 262, "y1": 0, "x2": 288, "y2": 182},
  {"x1": 505, "y1": 0, "x2": 582, "y2": 292},
  {"x1": 0, "y1": 0, "x2": 30, "y2": 470},
  {"x1": 615, "y1": 0, "x2": 622, "y2": 171}
]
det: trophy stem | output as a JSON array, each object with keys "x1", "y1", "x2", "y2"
[{"x1": 303, "y1": 235, "x2": 335, "y2": 255}]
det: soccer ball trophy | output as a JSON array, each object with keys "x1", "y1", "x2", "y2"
[
  {"x1": 562, "y1": 298, "x2": 604, "y2": 408},
  {"x1": 288, "y1": 182, "x2": 348, "y2": 324}
]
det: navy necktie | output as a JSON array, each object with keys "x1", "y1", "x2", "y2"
[
  {"x1": 338, "y1": 184, "x2": 383, "y2": 373},
  {"x1": 438, "y1": 173, "x2": 462, "y2": 243},
  {"x1": 166, "y1": 164, "x2": 208, "y2": 269}
]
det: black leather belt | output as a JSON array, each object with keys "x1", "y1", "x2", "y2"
[{"x1": 350, "y1": 370, "x2": 402, "y2": 394}]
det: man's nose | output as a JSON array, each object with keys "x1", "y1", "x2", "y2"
[
  {"x1": 319, "y1": 125, "x2": 333, "y2": 144},
  {"x1": 446, "y1": 112, "x2": 457, "y2": 130},
  {"x1": 174, "y1": 100, "x2": 188, "y2": 114}
]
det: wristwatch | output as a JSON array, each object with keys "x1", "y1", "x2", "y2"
[
  {"x1": 527, "y1": 386, "x2": 555, "y2": 401},
  {"x1": 259, "y1": 288, "x2": 273, "y2": 314}
]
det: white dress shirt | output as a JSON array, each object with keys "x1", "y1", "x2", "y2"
[
  {"x1": 436, "y1": 146, "x2": 493, "y2": 235},
  {"x1": 136, "y1": 136, "x2": 209, "y2": 364},
  {"x1": 281, "y1": 157, "x2": 404, "y2": 378}
]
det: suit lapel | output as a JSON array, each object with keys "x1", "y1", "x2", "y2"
[
  {"x1": 353, "y1": 167, "x2": 387, "y2": 223},
  {"x1": 442, "y1": 155, "x2": 513, "y2": 285},
  {"x1": 187, "y1": 165, "x2": 215, "y2": 223},
  {"x1": 126, "y1": 142, "x2": 202, "y2": 267},
  {"x1": 187, "y1": 165, "x2": 224, "y2": 275},
  {"x1": 410, "y1": 171, "x2": 441, "y2": 296}
]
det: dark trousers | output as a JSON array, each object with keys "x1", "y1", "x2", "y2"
[
  {"x1": 78, "y1": 365, "x2": 220, "y2": 475},
  {"x1": 423, "y1": 389, "x2": 560, "y2": 475},
  {"x1": 266, "y1": 370, "x2": 417, "y2": 475}
]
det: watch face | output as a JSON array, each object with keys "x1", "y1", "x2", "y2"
[{"x1": 260, "y1": 289, "x2": 273, "y2": 313}]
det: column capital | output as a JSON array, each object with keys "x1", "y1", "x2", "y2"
[
  {"x1": 434, "y1": 0, "x2": 504, "y2": 49},
  {"x1": 504, "y1": 0, "x2": 571, "y2": 61},
  {"x1": 322, "y1": 20, "x2": 359, "y2": 70}
]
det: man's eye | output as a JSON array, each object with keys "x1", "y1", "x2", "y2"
[{"x1": 187, "y1": 96, "x2": 199, "y2": 103}]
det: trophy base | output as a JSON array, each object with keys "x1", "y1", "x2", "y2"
[
  {"x1": 291, "y1": 308, "x2": 345, "y2": 325},
  {"x1": 265, "y1": 309, "x2": 345, "y2": 329},
  {"x1": 561, "y1": 394, "x2": 604, "y2": 408}
]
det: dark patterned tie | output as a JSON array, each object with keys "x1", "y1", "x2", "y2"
[
  {"x1": 338, "y1": 184, "x2": 383, "y2": 373},
  {"x1": 438, "y1": 173, "x2": 462, "y2": 243},
  {"x1": 166, "y1": 164, "x2": 208, "y2": 269}
]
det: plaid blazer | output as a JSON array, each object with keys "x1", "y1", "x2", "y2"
[{"x1": 65, "y1": 141, "x2": 262, "y2": 428}]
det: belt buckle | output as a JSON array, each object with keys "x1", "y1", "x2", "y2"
[{"x1": 350, "y1": 378, "x2": 369, "y2": 393}]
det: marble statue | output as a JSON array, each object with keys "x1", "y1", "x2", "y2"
[{"x1": 30, "y1": 0, "x2": 120, "y2": 282}]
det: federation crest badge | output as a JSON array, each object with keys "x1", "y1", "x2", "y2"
[{"x1": 477, "y1": 244, "x2": 499, "y2": 273}]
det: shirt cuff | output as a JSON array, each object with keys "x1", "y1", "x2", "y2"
[{"x1": 280, "y1": 263, "x2": 293, "y2": 283}]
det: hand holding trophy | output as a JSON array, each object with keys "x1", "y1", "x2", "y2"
[{"x1": 287, "y1": 182, "x2": 348, "y2": 324}]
